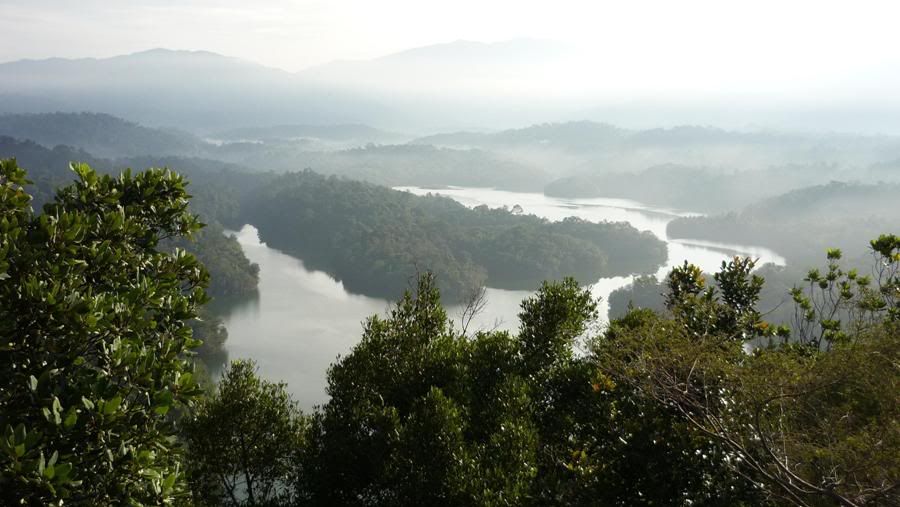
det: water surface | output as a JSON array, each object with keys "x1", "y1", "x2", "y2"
[{"x1": 219, "y1": 187, "x2": 785, "y2": 408}]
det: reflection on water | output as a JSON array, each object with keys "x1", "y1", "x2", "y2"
[
  {"x1": 218, "y1": 187, "x2": 785, "y2": 409},
  {"x1": 217, "y1": 227, "x2": 393, "y2": 409}
]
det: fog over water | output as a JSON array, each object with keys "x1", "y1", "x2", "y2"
[{"x1": 219, "y1": 187, "x2": 784, "y2": 409}]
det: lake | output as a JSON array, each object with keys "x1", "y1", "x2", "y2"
[{"x1": 218, "y1": 187, "x2": 785, "y2": 409}]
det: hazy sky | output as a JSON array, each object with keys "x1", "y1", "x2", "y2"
[
  {"x1": 4, "y1": 0, "x2": 900, "y2": 116},
  {"x1": 2, "y1": 0, "x2": 898, "y2": 77}
]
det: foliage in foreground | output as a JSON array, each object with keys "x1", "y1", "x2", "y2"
[
  {"x1": 0, "y1": 159, "x2": 207, "y2": 504},
  {"x1": 602, "y1": 236, "x2": 899, "y2": 506},
  {"x1": 295, "y1": 274, "x2": 761, "y2": 505}
]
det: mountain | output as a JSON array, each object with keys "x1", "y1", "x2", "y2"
[
  {"x1": 0, "y1": 41, "x2": 612, "y2": 133},
  {"x1": 7, "y1": 43, "x2": 900, "y2": 133},
  {"x1": 0, "y1": 49, "x2": 390, "y2": 132},
  {"x1": 300, "y1": 39, "x2": 572, "y2": 88}
]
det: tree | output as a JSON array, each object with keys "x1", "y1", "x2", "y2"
[
  {"x1": 665, "y1": 257, "x2": 778, "y2": 341},
  {"x1": 0, "y1": 159, "x2": 207, "y2": 504},
  {"x1": 606, "y1": 242, "x2": 900, "y2": 506},
  {"x1": 184, "y1": 360, "x2": 307, "y2": 507},
  {"x1": 299, "y1": 274, "x2": 582, "y2": 505},
  {"x1": 790, "y1": 235, "x2": 900, "y2": 349}
]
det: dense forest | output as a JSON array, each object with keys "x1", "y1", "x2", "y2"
[
  {"x1": 2, "y1": 160, "x2": 896, "y2": 505},
  {"x1": 243, "y1": 170, "x2": 667, "y2": 300}
]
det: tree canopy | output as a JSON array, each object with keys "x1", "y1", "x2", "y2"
[
  {"x1": 245, "y1": 170, "x2": 667, "y2": 301},
  {"x1": 0, "y1": 159, "x2": 207, "y2": 504}
]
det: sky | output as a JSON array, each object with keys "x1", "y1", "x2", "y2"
[
  {"x1": 2, "y1": 0, "x2": 898, "y2": 76},
  {"x1": 4, "y1": 0, "x2": 900, "y2": 121}
]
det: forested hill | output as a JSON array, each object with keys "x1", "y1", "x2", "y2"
[
  {"x1": 243, "y1": 170, "x2": 667, "y2": 300},
  {"x1": 0, "y1": 112, "x2": 205, "y2": 158},
  {"x1": 667, "y1": 181, "x2": 900, "y2": 263}
]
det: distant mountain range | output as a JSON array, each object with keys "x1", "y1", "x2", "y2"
[
  {"x1": 0, "y1": 42, "x2": 577, "y2": 132},
  {"x1": 0, "y1": 49, "x2": 390, "y2": 132},
  {"x1": 300, "y1": 39, "x2": 572, "y2": 89},
  {"x1": 5, "y1": 40, "x2": 900, "y2": 133}
]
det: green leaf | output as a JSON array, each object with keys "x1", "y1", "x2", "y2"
[
  {"x1": 64, "y1": 409, "x2": 78, "y2": 429},
  {"x1": 54, "y1": 463, "x2": 72, "y2": 481},
  {"x1": 103, "y1": 396, "x2": 122, "y2": 416},
  {"x1": 162, "y1": 472, "x2": 177, "y2": 493}
]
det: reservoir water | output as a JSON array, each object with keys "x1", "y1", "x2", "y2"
[{"x1": 218, "y1": 187, "x2": 785, "y2": 409}]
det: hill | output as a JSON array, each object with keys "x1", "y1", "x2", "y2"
[
  {"x1": 667, "y1": 181, "x2": 900, "y2": 263},
  {"x1": 214, "y1": 142, "x2": 550, "y2": 190},
  {"x1": 243, "y1": 170, "x2": 667, "y2": 300},
  {"x1": 0, "y1": 49, "x2": 387, "y2": 131},
  {"x1": 0, "y1": 112, "x2": 205, "y2": 158},
  {"x1": 0, "y1": 113, "x2": 549, "y2": 189}
]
